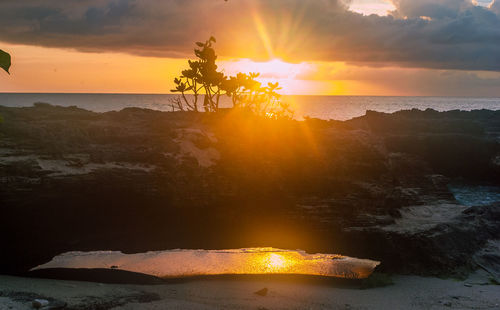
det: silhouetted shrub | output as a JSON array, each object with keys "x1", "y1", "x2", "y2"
[
  {"x1": 0, "y1": 48, "x2": 10, "y2": 122},
  {"x1": 171, "y1": 38, "x2": 293, "y2": 119}
]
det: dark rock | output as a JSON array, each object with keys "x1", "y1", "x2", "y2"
[
  {"x1": 32, "y1": 299, "x2": 49, "y2": 309},
  {"x1": 360, "y1": 273, "x2": 394, "y2": 289},
  {"x1": 254, "y1": 288, "x2": 268, "y2": 297},
  {"x1": 343, "y1": 203, "x2": 500, "y2": 276},
  {"x1": 473, "y1": 240, "x2": 500, "y2": 283},
  {"x1": 0, "y1": 292, "x2": 65, "y2": 310},
  {"x1": 27, "y1": 268, "x2": 167, "y2": 285},
  {"x1": 0, "y1": 106, "x2": 498, "y2": 277}
]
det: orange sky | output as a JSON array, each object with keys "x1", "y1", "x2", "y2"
[
  {"x1": 0, "y1": 41, "x2": 395, "y2": 95},
  {"x1": 4, "y1": 40, "x2": 498, "y2": 97},
  {"x1": 0, "y1": 0, "x2": 499, "y2": 96}
]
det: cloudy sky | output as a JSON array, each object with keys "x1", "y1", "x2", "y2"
[{"x1": 0, "y1": 0, "x2": 499, "y2": 95}]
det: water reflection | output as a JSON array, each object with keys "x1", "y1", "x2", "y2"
[{"x1": 33, "y1": 248, "x2": 380, "y2": 279}]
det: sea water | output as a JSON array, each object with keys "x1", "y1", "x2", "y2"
[
  {"x1": 32, "y1": 248, "x2": 380, "y2": 279},
  {"x1": 0, "y1": 93, "x2": 499, "y2": 120},
  {"x1": 448, "y1": 182, "x2": 500, "y2": 206}
]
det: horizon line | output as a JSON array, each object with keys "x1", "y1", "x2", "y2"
[{"x1": 1, "y1": 92, "x2": 500, "y2": 99}]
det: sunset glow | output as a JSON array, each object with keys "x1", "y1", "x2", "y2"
[
  {"x1": 222, "y1": 59, "x2": 310, "y2": 79},
  {"x1": 0, "y1": 0, "x2": 499, "y2": 96},
  {"x1": 220, "y1": 58, "x2": 314, "y2": 95},
  {"x1": 2, "y1": 2, "x2": 500, "y2": 308}
]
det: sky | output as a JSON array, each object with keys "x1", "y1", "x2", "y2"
[{"x1": 0, "y1": 0, "x2": 500, "y2": 96}]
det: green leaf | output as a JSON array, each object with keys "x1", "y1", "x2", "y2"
[{"x1": 0, "y1": 49, "x2": 11, "y2": 74}]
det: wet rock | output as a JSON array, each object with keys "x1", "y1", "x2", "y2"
[{"x1": 32, "y1": 299, "x2": 49, "y2": 308}]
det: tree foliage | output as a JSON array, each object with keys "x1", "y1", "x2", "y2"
[
  {"x1": 171, "y1": 38, "x2": 293, "y2": 119},
  {"x1": 171, "y1": 37, "x2": 222, "y2": 112},
  {"x1": 0, "y1": 49, "x2": 11, "y2": 74},
  {"x1": 0, "y1": 49, "x2": 10, "y2": 123}
]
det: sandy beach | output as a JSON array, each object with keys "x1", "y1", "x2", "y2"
[{"x1": 1, "y1": 271, "x2": 499, "y2": 310}]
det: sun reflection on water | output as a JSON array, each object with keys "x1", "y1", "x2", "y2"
[
  {"x1": 268, "y1": 253, "x2": 286, "y2": 269},
  {"x1": 33, "y1": 247, "x2": 380, "y2": 279},
  {"x1": 264, "y1": 253, "x2": 289, "y2": 271}
]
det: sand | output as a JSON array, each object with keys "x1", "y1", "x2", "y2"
[{"x1": 1, "y1": 271, "x2": 499, "y2": 310}]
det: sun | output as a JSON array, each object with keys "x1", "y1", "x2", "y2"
[
  {"x1": 264, "y1": 253, "x2": 287, "y2": 271},
  {"x1": 220, "y1": 58, "x2": 313, "y2": 95},
  {"x1": 268, "y1": 253, "x2": 286, "y2": 267},
  {"x1": 221, "y1": 58, "x2": 310, "y2": 79}
]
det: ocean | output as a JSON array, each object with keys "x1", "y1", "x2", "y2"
[{"x1": 0, "y1": 93, "x2": 499, "y2": 121}]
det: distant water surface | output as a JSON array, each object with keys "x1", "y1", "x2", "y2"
[{"x1": 0, "y1": 93, "x2": 499, "y2": 120}]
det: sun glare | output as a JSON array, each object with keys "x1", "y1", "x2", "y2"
[
  {"x1": 220, "y1": 58, "x2": 313, "y2": 95},
  {"x1": 267, "y1": 253, "x2": 287, "y2": 269},
  {"x1": 260, "y1": 253, "x2": 295, "y2": 273},
  {"x1": 221, "y1": 58, "x2": 310, "y2": 79}
]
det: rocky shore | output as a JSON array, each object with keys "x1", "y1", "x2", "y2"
[{"x1": 0, "y1": 103, "x2": 499, "y2": 279}]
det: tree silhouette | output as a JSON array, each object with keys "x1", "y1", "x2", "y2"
[
  {"x1": 171, "y1": 37, "x2": 226, "y2": 112},
  {"x1": 0, "y1": 49, "x2": 10, "y2": 123},
  {"x1": 171, "y1": 38, "x2": 293, "y2": 119}
]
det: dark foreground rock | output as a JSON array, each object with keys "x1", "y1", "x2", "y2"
[
  {"x1": 27, "y1": 268, "x2": 167, "y2": 285},
  {"x1": 0, "y1": 287, "x2": 160, "y2": 310},
  {"x1": 343, "y1": 203, "x2": 500, "y2": 276},
  {"x1": 0, "y1": 104, "x2": 499, "y2": 277}
]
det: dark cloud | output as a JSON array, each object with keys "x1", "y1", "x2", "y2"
[
  {"x1": 0, "y1": 0, "x2": 499, "y2": 71},
  {"x1": 390, "y1": 0, "x2": 473, "y2": 19}
]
